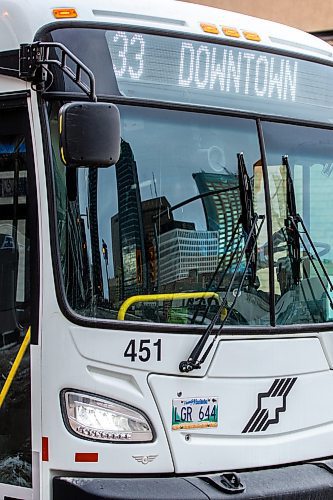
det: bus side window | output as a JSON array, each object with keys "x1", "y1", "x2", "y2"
[
  {"x1": 0, "y1": 105, "x2": 34, "y2": 489},
  {"x1": 0, "y1": 135, "x2": 29, "y2": 344}
]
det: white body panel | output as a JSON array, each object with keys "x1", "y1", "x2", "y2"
[
  {"x1": 41, "y1": 318, "x2": 174, "y2": 476},
  {"x1": 209, "y1": 337, "x2": 329, "y2": 377}
]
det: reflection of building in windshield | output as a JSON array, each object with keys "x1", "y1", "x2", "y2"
[
  {"x1": 141, "y1": 196, "x2": 172, "y2": 292},
  {"x1": 114, "y1": 139, "x2": 146, "y2": 299},
  {"x1": 159, "y1": 228, "x2": 218, "y2": 286},
  {"x1": 110, "y1": 213, "x2": 121, "y2": 303},
  {"x1": 110, "y1": 150, "x2": 242, "y2": 301},
  {"x1": 66, "y1": 201, "x2": 91, "y2": 309},
  {"x1": 193, "y1": 172, "x2": 241, "y2": 263},
  {"x1": 141, "y1": 197, "x2": 219, "y2": 291},
  {"x1": 111, "y1": 185, "x2": 221, "y2": 299},
  {"x1": 88, "y1": 168, "x2": 103, "y2": 300}
]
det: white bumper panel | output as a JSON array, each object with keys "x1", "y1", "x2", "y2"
[{"x1": 149, "y1": 337, "x2": 333, "y2": 473}]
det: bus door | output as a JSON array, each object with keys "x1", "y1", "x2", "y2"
[{"x1": 0, "y1": 96, "x2": 38, "y2": 500}]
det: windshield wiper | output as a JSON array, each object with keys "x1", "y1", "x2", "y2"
[
  {"x1": 179, "y1": 213, "x2": 265, "y2": 373},
  {"x1": 283, "y1": 155, "x2": 333, "y2": 309},
  {"x1": 283, "y1": 155, "x2": 301, "y2": 286},
  {"x1": 150, "y1": 185, "x2": 239, "y2": 293},
  {"x1": 191, "y1": 153, "x2": 257, "y2": 325},
  {"x1": 190, "y1": 219, "x2": 243, "y2": 324},
  {"x1": 238, "y1": 152, "x2": 258, "y2": 287},
  {"x1": 153, "y1": 185, "x2": 239, "y2": 222}
]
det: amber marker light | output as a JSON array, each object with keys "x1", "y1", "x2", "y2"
[
  {"x1": 243, "y1": 31, "x2": 261, "y2": 42},
  {"x1": 200, "y1": 23, "x2": 219, "y2": 34},
  {"x1": 53, "y1": 8, "x2": 78, "y2": 19},
  {"x1": 222, "y1": 26, "x2": 240, "y2": 38}
]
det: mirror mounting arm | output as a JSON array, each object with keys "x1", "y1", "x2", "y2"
[{"x1": 19, "y1": 42, "x2": 97, "y2": 102}]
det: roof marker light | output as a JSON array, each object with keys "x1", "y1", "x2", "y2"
[
  {"x1": 222, "y1": 26, "x2": 240, "y2": 38},
  {"x1": 200, "y1": 23, "x2": 219, "y2": 34},
  {"x1": 243, "y1": 31, "x2": 261, "y2": 42},
  {"x1": 53, "y1": 8, "x2": 78, "y2": 19}
]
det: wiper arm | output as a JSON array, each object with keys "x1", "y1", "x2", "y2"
[
  {"x1": 179, "y1": 213, "x2": 265, "y2": 373},
  {"x1": 151, "y1": 185, "x2": 239, "y2": 293},
  {"x1": 283, "y1": 155, "x2": 301, "y2": 285},
  {"x1": 288, "y1": 215, "x2": 333, "y2": 309},
  {"x1": 238, "y1": 153, "x2": 258, "y2": 287},
  {"x1": 153, "y1": 185, "x2": 239, "y2": 221},
  {"x1": 191, "y1": 153, "x2": 257, "y2": 325},
  {"x1": 191, "y1": 218, "x2": 243, "y2": 324},
  {"x1": 283, "y1": 155, "x2": 333, "y2": 308}
]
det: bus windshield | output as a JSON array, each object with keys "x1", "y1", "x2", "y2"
[{"x1": 45, "y1": 27, "x2": 333, "y2": 327}]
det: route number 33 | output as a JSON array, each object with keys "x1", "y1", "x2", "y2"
[{"x1": 124, "y1": 339, "x2": 162, "y2": 362}]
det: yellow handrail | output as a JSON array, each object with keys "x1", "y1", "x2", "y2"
[
  {"x1": 0, "y1": 326, "x2": 31, "y2": 409},
  {"x1": 117, "y1": 292, "x2": 219, "y2": 321}
]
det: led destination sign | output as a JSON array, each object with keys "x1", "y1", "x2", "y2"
[
  {"x1": 106, "y1": 31, "x2": 333, "y2": 121},
  {"x1": 178, "y1": 43, "x2": 297, "y2": 100}
]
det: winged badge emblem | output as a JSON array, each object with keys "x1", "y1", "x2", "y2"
[{"x1": 132, "y1": 455, "x2": 158, "y2": 465}]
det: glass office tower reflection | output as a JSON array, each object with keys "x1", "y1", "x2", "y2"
[
  {"x1": 193, "y1": 172, "x2": 242, "y2": 263},
  {"x1": 88, "y1": 168, "x2": 103, "y2": 301},
  {"x1": 159, "y1": 228, "x2": 219, "y2": 285},
  {"x1": 114, "y1": 139, "x2": 146, "y2": 300}
]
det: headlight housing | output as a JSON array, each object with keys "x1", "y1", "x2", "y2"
[{"x1": 62, "y1": 390, "x2": 153, "y2": 442}]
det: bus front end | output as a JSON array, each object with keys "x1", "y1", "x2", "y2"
[{"x1": 2, "y1": 1, "x2": 333, "y2": 499}]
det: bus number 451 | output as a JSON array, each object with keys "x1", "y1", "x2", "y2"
[{"x1": 124, "y1": 339, "x2": 162, "y2": 362}]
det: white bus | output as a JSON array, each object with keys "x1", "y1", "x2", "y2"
[{"x1": 2, "y1": 0, "x2": 333, "y2": 498}]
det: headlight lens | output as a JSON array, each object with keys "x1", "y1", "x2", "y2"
[{"x1": 62, "y1": 391, "x2": 153, "y2": 442}]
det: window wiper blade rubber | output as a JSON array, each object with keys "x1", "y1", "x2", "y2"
[
  {"x1": 179, "y1": 214, "x2": 265, "y2": 373},
  {"x1": 289, "y1": 215, "x2": 333, "y2": 309},
  {"x1": 283, "y1": 155, "x2": 301, "y2": 285},
  {"x1": 191, "y1": 153, "x2": 256, "y2": 325},
  {"x1": 283, "y1": 155, "x2": 333, "y2": 308},
  {"x1": 191, "y1": 218, "x2": 243, "y2": 324}
]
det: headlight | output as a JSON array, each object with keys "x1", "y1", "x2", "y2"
[{"x1": 62, "y1": 390, "x2": 153, "y2": 442}]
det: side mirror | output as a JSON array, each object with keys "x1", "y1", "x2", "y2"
[{"x1": 59, "y1": 102, "x2": 121, "y2": 167}]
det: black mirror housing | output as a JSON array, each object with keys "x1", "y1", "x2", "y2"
[{"x1": 59, "y1": 102, "x2": 120, "y2": 167}]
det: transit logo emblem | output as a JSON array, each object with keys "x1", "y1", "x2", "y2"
[{"x1": 242, "y1": 378, "x2": 297, "y2": 433}]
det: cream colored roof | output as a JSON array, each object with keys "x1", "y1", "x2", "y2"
[{"x1": 1, "y1": 0, "x2": 332, "y2": 60}]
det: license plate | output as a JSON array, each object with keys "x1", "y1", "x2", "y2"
[{"x1": 172, "y1": 396, "x2": 218, "y2": 430}]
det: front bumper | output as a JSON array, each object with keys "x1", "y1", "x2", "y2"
[{"x1": 54, "y1": 459, "x2": 333, "y2": 499}]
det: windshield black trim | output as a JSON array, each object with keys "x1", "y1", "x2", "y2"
[
  {"x1": 41, "y1": 94, "x2": 333, "y2": 334},
  {"x1": 257, "y1": 119, "x2": 276, "y2": 326},
  {"x1": 39, "y1": 98, "x2": 71, "y2": 318}
]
